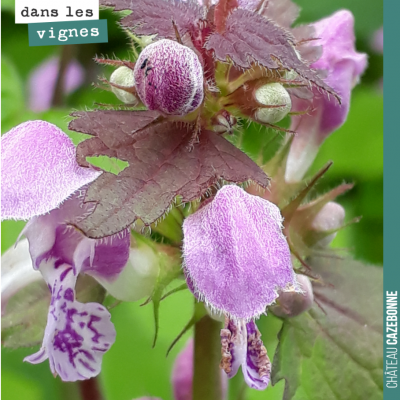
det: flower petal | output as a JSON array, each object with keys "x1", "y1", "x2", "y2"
[
  {"x1": 220, "y1": 318, "x2": 247, "y2": 378},
  {"x1": 24, "y1": 262, "x2": 115, "y2": 381},
  {"x1": 285, "y1": 11, "x2": 367, "y2": 183},
  {"x1": 243, "y1": 321, "x2": 271, "y2": 390},
  {"x1": 1, "y1": 120, "x2": 100, "y2": 220},
  {"x1": 1, "y1": 238, "x2": 41, "y2": 314},
  {"x1": 183, "y1": 185, "x2": 296, "y2": 320}
]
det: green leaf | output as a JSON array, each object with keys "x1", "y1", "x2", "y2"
[
  {"x1": 1, "y1": 57, "x2": 24, "y2": 125},
  {"x1": 272, "y1": 256, "x2": 383, "y2": 400}
]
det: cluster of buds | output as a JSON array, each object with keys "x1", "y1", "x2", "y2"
[{"x1": 1, "y1": 0, "x2": 367, "y2": 395}]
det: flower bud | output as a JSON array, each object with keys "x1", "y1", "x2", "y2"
[
  {"x1": 254, "y1": 83, "x2": 292, "y2": 124},
  {"x1": 222, "y1": 81, "x2": 291, "y2": 124},
  {"x1": 270, "y1": 275, "x2": 314, "y2": 318},
  {"x1": 310, "y1": 201, "x2": 345, "y2": 247},
  {"x1": 110, "y1": 66, "x2": 138, "y2": 104},
  {"x1": 134, "y1": 39, "x2": 204, "y2": 116}
]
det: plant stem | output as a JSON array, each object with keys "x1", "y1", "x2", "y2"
[
  {"x1": 78, "y1": 377, "x2": 104, "y2": 400},
  {"x1": 193, "y1": 314, "x2": 222, "y2": 400},
  {"x1": 52, "y1": 45, "x2": 74, "y2": 107}
]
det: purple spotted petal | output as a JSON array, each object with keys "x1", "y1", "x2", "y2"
[
  {"x1": 19, "y1": 190, "x2": 129, "y2": 380},
  {"x1": 28, "y1": 57, "x2": 84, "y2": 112},
  {"x1": 220, "y1": 318, "x2": 247, "y2": 378},
  {"x1": 220, "y1": 318, "x2": 271, "y2": 390},
  {"x1": 243, "y1": 321, "x2": 271, "y2": 390},
  {"x1": 24, "y1": 262, "x2": 115, "y2": 381},
  {"x1": 286, "y1": 11, "x2": 367, "y2": 182},
  {"x1": 183, "y1": 185, "x2": 296, "y2": 320},
  {"x1": 1, "y1": 120, "x2": 100, "y2": 220}
]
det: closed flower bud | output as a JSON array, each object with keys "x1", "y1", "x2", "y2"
[
  {"x1": 310, "y1": 201, "x2": 345, "y2": 247},
  {"x1": 133, "y1": 39, "x2": 204, "y2": 116},
  {"x1": 222, "y1": 81, "x2": 291, "y2": 124},
  {"x1": 270, "y1": 275, "x2": 314, "y2": 318},
  {"x1": 254, "y1": 83, "x2": 292, "y2": 124},
  {"x1": 110, "y1": 66, "x2": 138, "y2": 104}
]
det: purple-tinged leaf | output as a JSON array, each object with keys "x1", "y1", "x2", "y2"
[
  {"x1": 69, "y1": 110, "x2": 269, "y2": 238},
  {"x1": 100, "y1": 0, "x2": 206, "y2": 39},
  {"x1": 272, "y1": 256, "x2": 383, "y2": 400},
  {"x1": 214, "y1": 0, "x2": 239, "y2": 33},
  {"x1": 205, "y1": 8, "x2": 339, "y2": 101}
]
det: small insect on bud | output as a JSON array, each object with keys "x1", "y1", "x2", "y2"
[
  {"x1": 211, "y1": 110, "x2": 237, "y2": 134},
  {"x1": 270, "y1": 275, "x2": 314, "y2": 318},
  {"x1": 133, "y1": 39, "x2": 204, "y2": 116},
  {"x1": 110, "y1": 66, "x2": 138, "y2": 104},
  {"x1": 253, "y1": 83, "x2": 292, "y2": 124}
]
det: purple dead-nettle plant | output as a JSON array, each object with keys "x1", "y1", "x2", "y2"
[{"x1": 1, "y1": 0, "x2": 367, "y2": 394}]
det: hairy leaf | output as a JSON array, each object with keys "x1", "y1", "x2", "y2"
[
  {"x1": 69, "y1": 110, "x2": 269, "y2": 238},
  {"x1": 272, "y1": 256, "x2": 383, "y2": 400},
  {"x1": 214, "y1": 0, "x2": 239, "y2": 33},
  {"x1": 100, "y1": 0, "x2": 206, "y2": 39},
  {"x1": 205, "y1": 8, "x2": 339, "y2": 100}
]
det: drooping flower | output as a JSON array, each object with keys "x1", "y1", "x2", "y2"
[
  {"x1": 20, "y1": 188, "x2": 130, "y2": 381},
  {"x1": 133, "y1": 39, "x2": 204, "y2": 115},
  {"x1": 220, "y1": 318, "x2": 271, "y2": 390},
  {"x1": 285, "y1": 10, "x2": 368, "y2": 182},
  {"x1": 171, "y1": 339, "x2": 228, "y2": 400},
  {"x1": 1, "y1": 121, "x2": 131, "y2": 381},
  {"x1": 183, "y1": 184, "x2": 297, "y2": 320},
  {"x1": 28, "y1": 57, "x2": 84, "y2": 112}
]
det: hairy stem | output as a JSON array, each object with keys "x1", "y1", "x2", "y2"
[
  {"x1": 78, "y1": 377, "x2": 104, "y2": 400},
  {"x1": 193, "y1": 314, "x2": 222, "y2": 400}
]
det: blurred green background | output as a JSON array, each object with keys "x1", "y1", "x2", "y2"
[{"x1": 1, "y1": 0, "x2": 383, "y2": 399}]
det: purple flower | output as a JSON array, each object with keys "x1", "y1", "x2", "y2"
[
  {"x1": 172, "y1": 339, "x2": 194, "y2": 400},
  {"x1": 133, "y1": 39, "x2": 204, "y2": 115},
  {"x1": 28, "y1": 57, "x2": 84, "y2": 112},
  {"x1": 221, "y1": 318, "x2": 271, "y2": 390},
  {"x1": 285, "y1": 10, "x2": 367, "y2": 182},
  {"x1": 1, "y1": 120, "x2": 100, "y2": 220},
  {"x1": 171, "y1": 339, "x2": 228, "y2": 400},
  {"x1": 20, "y1": 189, "x2": 130, "y2": 381},
  {"x1": 1, "y1": 121, "x2": 131, "y2": 381},
  {"x1": 183, "y1": 185, "x2": 297, "y2": 320}
]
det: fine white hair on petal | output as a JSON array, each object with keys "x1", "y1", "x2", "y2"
[
  {"x1": 1, "y1": 120, "x2": 101, "y2": 220},
  {"x1": 183, "y1": 184, "x2": 297, "y2": 321}
]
